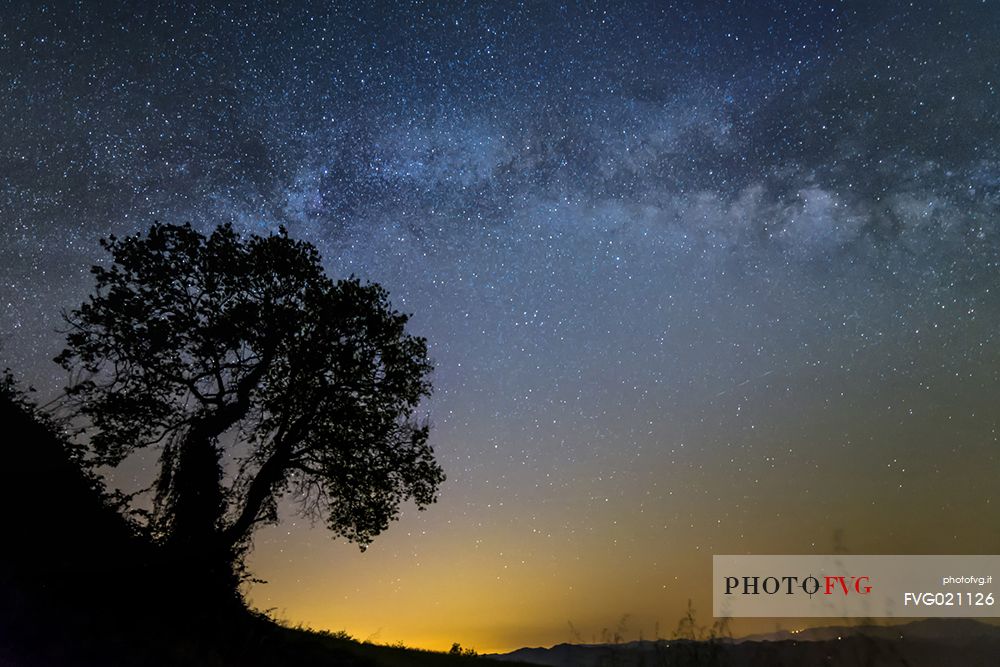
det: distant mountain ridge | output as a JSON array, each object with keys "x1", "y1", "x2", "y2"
[{"x1": 484, "y1": 619, "x2": 1000, "y2": 667}]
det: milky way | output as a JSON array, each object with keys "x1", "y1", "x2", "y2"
[{"x1": 2, "y1": 1, "x2": 1000, "y2": 652}]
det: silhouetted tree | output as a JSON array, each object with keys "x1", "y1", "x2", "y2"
[{"x1": 56, "y1": 222, "x2": 444, "y2": 597}]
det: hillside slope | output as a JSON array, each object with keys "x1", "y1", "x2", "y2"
[{"x1": 0, "y1": 383, "x2": 492, "y2": 667}]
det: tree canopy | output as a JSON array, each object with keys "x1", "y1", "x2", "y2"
[{"x1": 57, "y1": 222, "x2": 444, "y2": 591}]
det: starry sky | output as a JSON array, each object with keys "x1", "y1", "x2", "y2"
[{"x1": 3, "y1": 0, "x2": 1000, "y2": 653}]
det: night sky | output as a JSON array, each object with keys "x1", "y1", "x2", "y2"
[{"x1": 3, "y1": 0, "x2": 1000, "y2": 653}]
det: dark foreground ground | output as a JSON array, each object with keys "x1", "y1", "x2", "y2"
[{"x1": 3, "y1": 383, "x2": 997, "y2": 666}]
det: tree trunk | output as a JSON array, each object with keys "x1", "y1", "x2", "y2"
[
  {"x1": 161, "y1": 357, "x2": 274, "y2": 601},
  {"x1": 165, "y1": 425, "x2": 234, "y2": 600}
]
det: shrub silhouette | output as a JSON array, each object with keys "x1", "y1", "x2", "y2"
[
  {"x1": 55, "y1": 222, "x2": 445, "y2": 599},
  {"x1": 449, "y1": 642, "x2": 477, "y2": 656}
]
